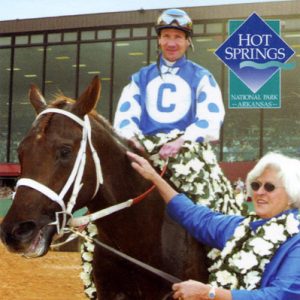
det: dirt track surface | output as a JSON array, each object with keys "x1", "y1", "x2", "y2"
[{"x1": 0, "y1": 243, "x2": 86, "y2": 300}]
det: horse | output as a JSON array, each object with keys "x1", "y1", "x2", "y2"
[{"x1": 0, "y1": 76, "x2": 209, "y2": 299}]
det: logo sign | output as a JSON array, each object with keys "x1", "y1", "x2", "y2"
[{"x1": 215, "y1": 12, "x2": 295, "y2": 108}]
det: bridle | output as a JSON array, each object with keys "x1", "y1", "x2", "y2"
[
  {"x1": 14, "y1": 107, "x2": 180, "y2": 295},
  {"x1": 14, "y1": 108, "x2": 165, "y2": 233},
  {"x1": 15, "y1": 108, "x2": 103, "y2": 235}
]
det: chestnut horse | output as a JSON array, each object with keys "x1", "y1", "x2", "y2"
[{"x1": 0, "y1": 77, "x2": 208, "y2": 299}]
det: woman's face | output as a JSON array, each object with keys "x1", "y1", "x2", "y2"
[{"x1": 251, "y1": 167, "x2": 291, "y2": 219}]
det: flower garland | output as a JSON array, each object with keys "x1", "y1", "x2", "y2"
[
  {"x1": 208, "y1": 212, "x2": 300, "y2": 290},
  {"x1": 80, "y1": 223, "x2": 98, "y2": 300},
  {"x1": 137, "y1": 130, "x2": 247, "y2": 215}
]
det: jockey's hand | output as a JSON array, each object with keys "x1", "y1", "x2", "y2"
[{"x1": 159, "y1": 137, "x2": 184, "y2": 160}]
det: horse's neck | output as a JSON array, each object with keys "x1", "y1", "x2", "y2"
[
  {"x1": 86, "y1": 121, "x2": 169, "y2": 267},
  {"x1": 91, "y1": 120, "x2": 152, "y2": 206}
]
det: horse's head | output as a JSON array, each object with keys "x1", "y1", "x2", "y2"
[{"x1": 0, "y1": 76, "x2": 102, "y2": 257}]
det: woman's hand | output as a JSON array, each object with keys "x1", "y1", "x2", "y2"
[
  {"x1": 173, "y1": 280, "x2": 232, "y2": 300},
  {"x1": 172, "y1": 280, "x2": 210, "y2": 300},
  {"x1": 127, "y1": 151, "x2": 178, "y2": 203},
  {"x1": 126, "y1": 151, "x2": 158, "y2": 182}
]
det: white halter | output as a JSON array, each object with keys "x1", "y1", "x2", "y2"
[{"x1": 15, "y1": 108, "x2": 103, "y2": 234}]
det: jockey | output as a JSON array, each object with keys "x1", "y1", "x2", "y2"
[{"x1": 113, "y1": 8, "x2": 245, "y2": 215}]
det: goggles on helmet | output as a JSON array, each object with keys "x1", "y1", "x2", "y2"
[{"x1": 155, "y1": 9, "x2": 193, "y2": 35}]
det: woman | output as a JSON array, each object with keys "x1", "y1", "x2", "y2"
[{"x1": 127, "y1": 151, "x2": 300, "y2": 300}]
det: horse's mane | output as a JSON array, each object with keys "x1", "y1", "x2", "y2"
[{"x1": 91, "y1": 111, "x2": 146, "y2": 156}]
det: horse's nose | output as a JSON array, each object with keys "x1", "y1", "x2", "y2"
[
  {"x1": 1, "y1": 221, "x2": 37, "y2": 245},
  {"x1": 11, "y1": 221, "x2": 37, "y2": 241}
]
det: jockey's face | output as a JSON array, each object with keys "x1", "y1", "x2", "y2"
[{"x1": 158, "y1": 28, "x2": 190, "y2": 62}]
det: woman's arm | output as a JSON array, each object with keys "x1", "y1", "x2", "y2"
[{"x1": 127, "y1": 151, "x2": 241, "y2": 248}]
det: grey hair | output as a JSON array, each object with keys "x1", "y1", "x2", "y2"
[{"x1": 246, "y1": 152, "x2": 300, "y2": 209}]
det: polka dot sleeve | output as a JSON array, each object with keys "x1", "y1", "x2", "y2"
[
  {"x1": 183, "y1": 74, "x2": 225, "y2": 142},
  {"x1": 113, "y1": 80, "x2": 142, "y2": 139}
]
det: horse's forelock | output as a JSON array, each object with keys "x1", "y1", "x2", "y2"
[
  {"x1": 35, "y1": 98, "x2": 72, "y2": 136},
  {"x1": 49, "y1": 96, "x2": 75, "y2": 108}
]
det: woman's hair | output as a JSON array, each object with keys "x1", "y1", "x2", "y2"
[{"x1": 246, "y1": 152, "x2": 300, "y2": 209}]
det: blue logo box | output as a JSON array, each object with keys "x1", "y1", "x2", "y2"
[{"x1": 215, "y1": 12, "x2": 295, "y2": 109}]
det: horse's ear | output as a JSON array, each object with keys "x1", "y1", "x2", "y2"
[
  {"x1": 29, "y1": 84, "x2": 47, "y2": 114},
  {"x1": 72, "y1": 76, "x2": 101, "y2": 117}
]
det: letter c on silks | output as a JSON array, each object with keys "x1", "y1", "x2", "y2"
[{"x1": 145, "y1": 75, "x2": 191, "y2": 123}]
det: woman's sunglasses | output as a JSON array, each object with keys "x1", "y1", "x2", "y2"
[{"x1": 250, "y1": 181, "x2": 278, "y2": 193}]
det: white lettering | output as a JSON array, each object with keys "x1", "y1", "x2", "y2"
[
  {"x1": 238, "y1": 34, "x2": 272, "y2": 47},
  {"x1": 224, "y1": 47, "x2": 286, "y2": 60}
]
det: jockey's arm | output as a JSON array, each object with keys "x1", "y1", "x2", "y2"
[
  {"x1": 113, "y1": 80, "x2": 142, "y2": 139},
  {"x1": 183, "y1": 74, "x2": 225, "y2": 142}
]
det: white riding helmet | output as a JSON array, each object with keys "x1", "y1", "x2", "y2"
[{"x1": 155, "y1": 8, "x2": 193, "y2": 36}]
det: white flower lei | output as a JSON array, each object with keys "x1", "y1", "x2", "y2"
[
  {"x1": 80, "y1": 223, "x2": 98, "y2": 299},
  {"x1": 137, "y1": 130, "x2": 247, "y2": 215},
  {"x1": 209, "y1": 212, "x2": 300, "y2": 290}
]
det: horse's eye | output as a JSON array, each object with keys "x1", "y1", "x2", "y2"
[{"x1": 58, "y1": 146, "x2": 72, "y2": 160}]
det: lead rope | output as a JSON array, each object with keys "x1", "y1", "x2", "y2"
[
  {"x1": 162, "y1": 291, "x2": 175, "y2": 300},
  {"x1": 71, "y1": 227, "x2": 181, "y2": 284},
  {"x1": 70, "y1": 226, "x2": 180, "y2": 300}
]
